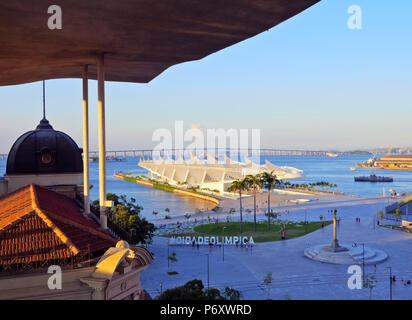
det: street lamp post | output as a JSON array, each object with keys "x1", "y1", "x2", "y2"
[
  {"x1": 223, "y1": 226, "x2": 227, "y2": 262},
  {"x1": 387, "y1": 267, "x2": 393, "y2": 300},
  {"x1": 361, "y1": 243, "x2": 365, "y2": 282},
  {"x1": 353, "y1": 241, "x2": 365, "y2": 283},
  {"x1": 167, "y1": 242, "x2": 170, "y2": 269},
  {"x1": 207, "y1": 253, "x2": 210, "y2": 289}
]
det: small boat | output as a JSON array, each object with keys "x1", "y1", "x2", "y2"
[
  {"x1": 350, "y1": 167, "x2": 356, "y2": 171},
  {"x1": 326, "y1": 152, "x2": 338, "y2": 157},
  {"x1": 354, "y1": 174, "x2": 393, "y2": 182}
]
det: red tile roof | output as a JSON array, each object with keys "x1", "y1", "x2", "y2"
[{"x1": 0, "y1": 184, "x2": 116, "y2": 266}]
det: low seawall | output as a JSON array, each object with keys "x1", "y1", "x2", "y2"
[{"x1": 113, "y1": 173, "x2": 220, "y2": 205}]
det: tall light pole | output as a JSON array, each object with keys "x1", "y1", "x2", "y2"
[
  {"x1": 223, "y1": 226, "x2": 227, "y2": 262},
  {"x1": 353, "y1": 241, "x2": 365, "y2": 283},
  {"x1": 167, "y1": 242, "x2": 170, "y2": 269},
  {"x1": 207, "y1": 252, "x2": 210, "y2": 289},
  {"x1": 387, "y1": 267, "x2": 393, "y2": 300},
  {"x1": 361, "y1": 243, "x2": 365, "y2": 282}
]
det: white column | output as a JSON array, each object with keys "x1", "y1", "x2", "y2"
[
  {"x1": 82, "y1": 65, "x2": 90, "y2": 216},
  {"x1": 98, "y1": 55, "x2": 108, "y2": 229},
  {"x1": 201, "y1": 169, "x2": 207, "y2": 184}
]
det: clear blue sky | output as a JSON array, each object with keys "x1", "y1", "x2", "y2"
[{"x1": 1, "y1": 0, "x2": 411, "y2": 153}]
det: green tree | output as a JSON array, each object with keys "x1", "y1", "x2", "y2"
[
  {"x1": 260, "y1": 171, "x2": 279, "y2": 230},
  {"x1": 378, "y1": 210, "x2": 384, "y2": 222},
  {"x1": 245, "y1": 174, "x2": 262, "y2": 232},
  {"x1": 363, "y1": 273, "x2": 377, "y2": 300},
  {"x1": 394, "y1": 208, "x2": 402, "y2": 220},
  {"x1": 168, "y1": 251, "x2": 178, "y2": 274},
  {"x1": 184, "y1": 213, "x2": 191, "y2": 223},
  {"x1": 157, "y1": 279, "x2": 229, "y2": 300},
  {"x1": 265, "y1": 211, "x2": 277, "y2": 220},
  {"x1": 228, "y1": 178, "x2": 248, "y2": 233},
  {"x1": 263, "y1": 272, "x2": 274, "y2": 300},
  {"x1": 211, "y1": 206, "x2": 223, "y2": 214},
  {"x1": 222, "y1": 287, "x2": 243, "y2": 300},
  {"x1": 92, "y1": 193, "x2": 154, "y2": 245}
]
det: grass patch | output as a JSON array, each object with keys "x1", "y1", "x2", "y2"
[
  {"x1": 382, "y1": 224, "x2": 412, "y2": 233},
  {"x1": 120, "y1": 175, "x2": 140, "y2": 182},
  {"x1": 190, "y1": 220, "x2": 332, "y2": 243},
  {"x1": 116, "y1": 172, "x2": 219, "y2": 200},
  {"x1": 152, "y1": 183, "x2": 176, "y2": 192}
]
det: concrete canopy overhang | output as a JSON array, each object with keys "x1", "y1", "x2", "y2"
[{"x1": 0, "y1": 0, "x2": 319, "y2": 86}]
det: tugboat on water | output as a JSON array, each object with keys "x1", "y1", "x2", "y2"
[{"x1": 354, "y1": 174, "x2": 393, "y2": 182}]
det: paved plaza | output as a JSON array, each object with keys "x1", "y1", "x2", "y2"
[{"x1": 142, "y1": 197, "x2": 412, "y2": 300}]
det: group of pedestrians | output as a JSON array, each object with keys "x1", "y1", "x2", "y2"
[{"x1": 355, "y1": 217, "x2": 361, "y2": 223}]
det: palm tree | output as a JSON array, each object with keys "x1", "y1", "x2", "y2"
[
  {"x1": 378, "y1": 210, "x2": 384, "y2": 223},
  {"x1": 394, "y1": 208, "x2": 402, "y2": 220},
  {"x1": 263, "y1": 272, "x2": 274, "y2": 300},
  {"x1": 245, "y1": 174, "x2": 262, "y2": 232},
  {"x1": 260, "y1": 171, "x2": 279, "y2": 230},
  {"x1": 228, "y1": 178, "x2": 248, "y2": 233}
]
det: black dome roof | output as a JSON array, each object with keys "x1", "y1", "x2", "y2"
[{"x1": 6, "y1": 118, "x2": 83, "y2": 175}]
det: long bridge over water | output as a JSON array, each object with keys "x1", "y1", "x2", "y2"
[{"x1": 0, "y1": 149, "x2": 337, "y2": 161}]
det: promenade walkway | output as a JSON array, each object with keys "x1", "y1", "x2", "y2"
[{"x1": 141, "y1": 199, "x2": 412, "y2": 300}]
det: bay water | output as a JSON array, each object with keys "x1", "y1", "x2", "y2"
[{"x1": 1, "y1": 154, "x2": 411, "y2": 220}]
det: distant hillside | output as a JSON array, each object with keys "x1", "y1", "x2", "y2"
[{"x1": 339, "y1": 150, "x2": 372, "y2": 155}]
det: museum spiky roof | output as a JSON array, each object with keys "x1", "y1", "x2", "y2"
[{"x1": 0, "y1": 184, "x2": 115, "y2": 267}]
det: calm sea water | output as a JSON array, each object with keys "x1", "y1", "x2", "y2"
[
  {"x1": 262, "y1": 154, "x2": 412, "y2": 197},
  {"x1": 0, "y1": 157, "x2": 211, "y2": 220},
  {"x1": 1, "y1": 154, "x2": 412, "y2": 219}
]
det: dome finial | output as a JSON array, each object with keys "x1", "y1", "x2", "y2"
[
  {"x1": 36, "y1": 80, "x2": 53, "y2": 129},
  {"x1": 42, "y1": 80, "x2": 46, "y2": 120}
]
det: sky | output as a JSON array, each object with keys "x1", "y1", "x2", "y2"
[{"x1": 0, "y1": 0, "x2": 412, "y2": 153}]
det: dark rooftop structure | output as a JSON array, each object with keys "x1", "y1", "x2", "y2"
[
  {"x1": 0, "y1": 184, "x2": 115, "y2": 268},
  {"x1": 0, "y1": 0, "x2": 319, "y2": 86},
  {"x1": 6, "y1": 118, "x2": 83, "y2": 175}
]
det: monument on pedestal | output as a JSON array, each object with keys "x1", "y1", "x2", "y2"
[
  {"x1": 304, "y1": 208, "x2": 388, "y2": 265},
  {"x1": 323, "y1": 209, "x2": 348, "y2": 252}
]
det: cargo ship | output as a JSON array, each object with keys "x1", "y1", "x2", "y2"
[{"x1": 354, "y1": 174, "x2": 393, "y2": 182}]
